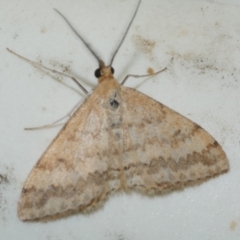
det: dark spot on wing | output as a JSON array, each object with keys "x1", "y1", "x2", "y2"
[{"x1": 109, "y1": 99, "x2": 119, "y2": 109}]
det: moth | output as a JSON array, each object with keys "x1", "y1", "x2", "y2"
[{"x1": 8, "y1": 0, "x2": 229, "y2": 221}]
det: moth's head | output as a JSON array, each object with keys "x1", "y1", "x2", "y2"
[{"x1": 94, "y1": 60, "x2": 115, "y2": 83}]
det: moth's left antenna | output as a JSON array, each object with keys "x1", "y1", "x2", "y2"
[{"x1": 54, "y1": 9, "x2": 102, "y2": 66}]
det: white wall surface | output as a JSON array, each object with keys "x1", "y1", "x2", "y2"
[{"x1": 1, "y1": 0, "x2": 240, "y2": 239}]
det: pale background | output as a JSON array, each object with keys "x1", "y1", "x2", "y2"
[{"x1": 1, "y1": 0, "x2": 240, "y2": 239}]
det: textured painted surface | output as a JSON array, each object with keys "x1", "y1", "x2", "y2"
[{"x1": 1, "y1": 0, "x2": 240, "y2": 239}]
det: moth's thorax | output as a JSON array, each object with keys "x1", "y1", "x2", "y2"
[
  {"x1": 98, "y1": 66, "x2": 114, "y2": 84},
  {"x1": 96, "y1": 67, "x2": 120, "y2": 97}
]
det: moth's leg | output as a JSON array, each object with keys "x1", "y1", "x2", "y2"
[
  {"x1": 7, "y1": 48, "x2": 88, "y2": 130},
  {"x1": 121, "y1": 67, "x2": 167, "y2": 86},
  {"x1": 6, "y1": 48, "x2": 88, "y2": 94},
  {"x1": 24, "y1": 97, "x2": 84, "y2": 130}
]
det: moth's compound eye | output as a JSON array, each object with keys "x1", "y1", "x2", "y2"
[
  {"x1": 111, "y1": 67, "x2": 115, "y2": 75},
  {"x1": 94, "y1": 68, "x2": 101, "y2": 78}
]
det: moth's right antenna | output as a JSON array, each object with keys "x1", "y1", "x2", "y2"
[
  {"x1": 109, "y1": 0, "x2": 141, "y2": 67},
  {"x1": 54, "y1": 9, "x2": 102, "y2": 66}
]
